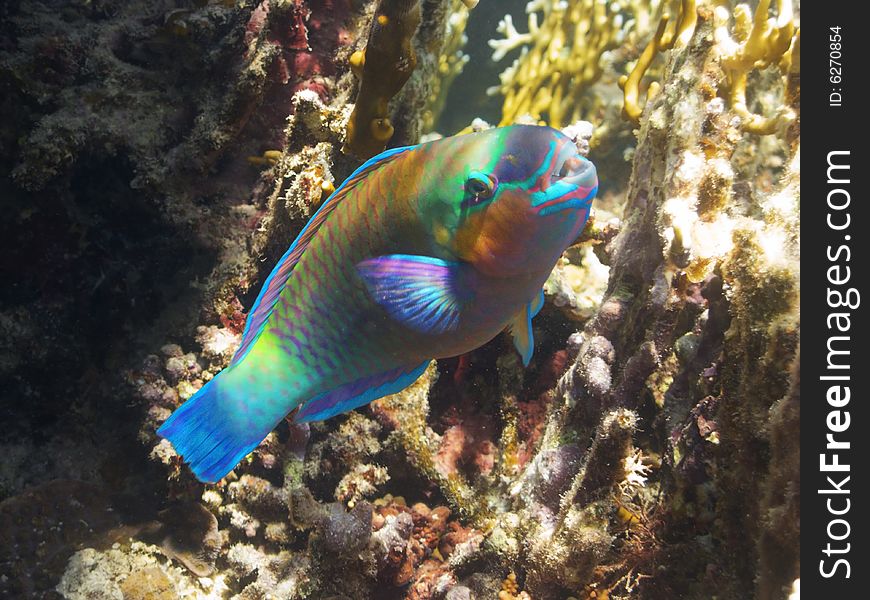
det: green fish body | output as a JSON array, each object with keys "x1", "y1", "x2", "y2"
[{"x1": 158, "y1": 125, "x2": 598, "y2": 482}]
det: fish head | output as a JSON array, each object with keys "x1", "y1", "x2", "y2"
[{"x1": 432, "y1": 125, "x2": 598, "y2": 278}]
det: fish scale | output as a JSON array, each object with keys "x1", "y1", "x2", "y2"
[{"x1": 158, "y1": 125, "x2": 598, "y2": 482}]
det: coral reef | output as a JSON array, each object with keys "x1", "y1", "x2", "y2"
[
  {"x1": 363, "y1": 0, "x2": 476, "y2": 147},
  {"x1": 56, "y1": 541, "x2": 227, "y2": 600},
  {"x1": 0, "y1": 0, "x2": 352, "y2": 507},
  {"x1": 621, "y1": 0, "x2": 798, "y2": 134},
  {"x1": 0, "y1": 480, "x2": 122, "y2": 597},
  {"x1": 755, "y1": 350, "x2": 800, "y2": 600},
  {"x1": 583, "y1": 4, "x2": 799, "y2": 596},
  {"x1": 544, "y1": 245, "x2": 611, "y2": 322},
  {"x1": 713, "y1": 0, "x2": 798, "y2": 134}
]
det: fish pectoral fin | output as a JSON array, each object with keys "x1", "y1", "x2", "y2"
[
  {"x1": 509, "y1": 297, "x2": 539, "y2": 367},
  {"x1": 357, "y1": 254, "x2": 472, "y2": 335}
]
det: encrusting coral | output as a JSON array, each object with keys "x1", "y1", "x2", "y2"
[{"x1": 589, "y1": 4, "x2": 799, "y2": 596}]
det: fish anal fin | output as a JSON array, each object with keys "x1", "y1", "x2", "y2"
[
  {"x1": 294, "y1": 362, "x2": 430, "y2": 422},
  {"x1": 531, "y1": 289, "x2": 545, "y2": 317}
]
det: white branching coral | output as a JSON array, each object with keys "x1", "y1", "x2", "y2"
[
  {"x1": 488, "y1": 10, "x2": 539, "y2": 62},
  {"x1": 622, "y1": 450, "x2": 651, "y2": 490}
]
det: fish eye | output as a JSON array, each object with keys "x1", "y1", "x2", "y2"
[{"x1": 464, "y1": 172, "x2": 497, "y2": 203}]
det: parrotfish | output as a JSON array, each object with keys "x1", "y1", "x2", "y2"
[{"x1": 158, "y1": 125, "x2": 598, "y2": 483}]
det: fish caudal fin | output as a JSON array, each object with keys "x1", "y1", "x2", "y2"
[{"x1": 157, "y1": 370, "x2": 273, "y2": 483}]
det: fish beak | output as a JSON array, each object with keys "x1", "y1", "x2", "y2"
[
  {"x1": 558, "y1": 155, "x2": 596, "y2": 186},
  {"x1": 531, "y1": 144, "x2": 598, "y2": 216}
]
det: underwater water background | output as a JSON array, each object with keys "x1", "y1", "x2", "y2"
[
  {"x1": 0, "y1": 1, "x2": 799, "y2": 599},
  {"x1": 437, "y1": 0, "x2": 527, "y2": 133}
]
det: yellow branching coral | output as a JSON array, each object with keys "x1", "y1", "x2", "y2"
[
  {"x1": 344, "y1": 0, "x2": 421, "y2": 159},
  {"x1": 488, "y1": 0, "x2": 659, "y2": 128},
  {"x1": 619, "y1": 0, "x2": 697, "y2": 124},
  {"x1": 621, "y1": 0, "x2": 799, "y2": 135},
  {"x1": 713, "y1": 0, "x2": 799, "y2": 134}
]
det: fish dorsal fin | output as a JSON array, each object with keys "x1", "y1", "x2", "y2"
[{"x1": 232, "y1": 145, "x2": 415, "y2": 363}]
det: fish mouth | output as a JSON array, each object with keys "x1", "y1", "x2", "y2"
[{"x1": 531, "y1": 143, "x2": 598, "y2": 216}]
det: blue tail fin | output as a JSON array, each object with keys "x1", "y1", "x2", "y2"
[{"x1": 157, "y1": 371, "x2": 267, "y2": 483}]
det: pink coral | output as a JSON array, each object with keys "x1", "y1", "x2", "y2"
[
  {"x1": 218, "y1": 297, "x2": 248, "y2": 335},
  {"x1": 434, "y1": 411, "x2": 497, "y2": 478},
  {"x1": 237, "y1": 0, "x2": 351, "y2": 150},
  {"x1": 244, "y1": 0, "x2": 350, "y2": 95}
]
